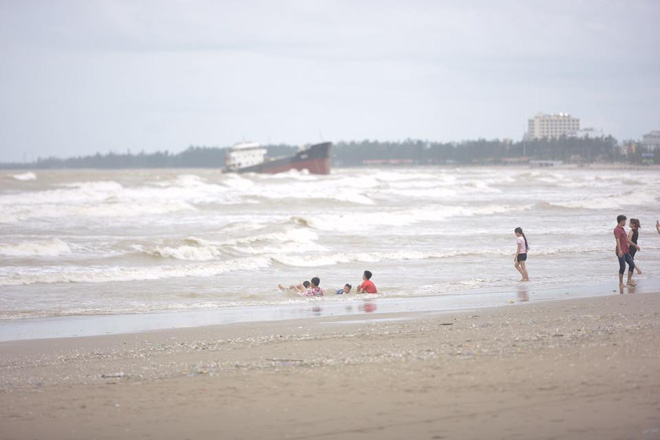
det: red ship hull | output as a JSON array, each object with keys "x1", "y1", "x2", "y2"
[{"x1": 228, "y1": 142, "x2": 332, "y2": 175}]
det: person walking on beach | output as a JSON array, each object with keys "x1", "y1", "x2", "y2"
[
  {"x1": 357, "y1": 270, "x2": 378, "y2": 294},
  {"x1": 614, "y1": 215, "x2": 639, "y2": 289},
  {"x1": 628, "y1": 218, "x2": 642, "y2": 275},
  {"x1": 513, "y1": 227, "x2": 529, "y2": 282}
]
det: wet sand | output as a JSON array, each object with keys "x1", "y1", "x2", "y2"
[{"x1": 2, "y1": 292, "x2": 660, "y2": 440}]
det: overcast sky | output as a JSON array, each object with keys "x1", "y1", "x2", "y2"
[{"x1": 1, "y1": 0, "x2": 658, "y2": 162}]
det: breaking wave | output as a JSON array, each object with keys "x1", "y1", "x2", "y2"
[
  {"x1": 10, "y1": 172, "x2": 37, "y2": 181},
  {"x1": 0, "y1": 239, "x2": 72, "y2": 257}
]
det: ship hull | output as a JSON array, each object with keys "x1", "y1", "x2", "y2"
[{"x1": 229, "y1": 142, "x2": 332, "y2": 175}]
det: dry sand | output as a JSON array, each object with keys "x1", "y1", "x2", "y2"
[{"x1": 2, "y1": 292, "x2": 660, "y2": 440}]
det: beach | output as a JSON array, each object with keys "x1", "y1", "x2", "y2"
[
  {"x1": 2, "y1": 166, "x2": 660, "y2": 438},
  {"x1": 2, "y1": 292, "x2": 660, "y2": 440}
]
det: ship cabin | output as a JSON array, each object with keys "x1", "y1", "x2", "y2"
[{"x1": 225, "y1": 142, "x2": 267, "y2": 171}]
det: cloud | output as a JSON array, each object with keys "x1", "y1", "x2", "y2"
[{"x1": 0, "y1": 0, "x2": 659, "y2": 162}]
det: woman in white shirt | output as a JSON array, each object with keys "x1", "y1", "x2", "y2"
[{"x1": 514, "y1": 227, "x2": 530, "y2": 281}]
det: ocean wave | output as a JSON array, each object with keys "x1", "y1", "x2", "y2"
[
  {"x1": 0, "y1": 239, "x2": 72, "y2": 257},
  {"x1": 298, "y1": 204, "x2": 519, "y2": 231},
  {"x1": 223, "y1": 228, "x2": 322, "y2": 255},
  {"x1": 218, "y1": 221, "x2": 267, "y2": 234},
  {"x1": 547, "y1": 191, "x2": 658, "y2": 210},
  {"x1": 252, "y1": 186, "x2": 375, "y2": 205},
  {"x1": 0, "y1": 256, "x2": 272, "y2": 286},
  {"x1": 61, "y1": 180, "x2": 125, "y2": 192},
  {"x1": 140, "y1": 244, "x2": 225, "y2": 261},
  {"x1": 10, "y1": 172, "x2": 37, "y2": 181},
  {"x1": 270, "y1": 245, "x2": 607, "y2": 268},
  {"x1": 0, "y1": 180, "x2": 197, "y2": 222},
  {"x1": 138, "y1": 228, "x2": 322, "y2": 261}
]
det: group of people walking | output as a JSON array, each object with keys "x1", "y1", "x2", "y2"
[
  {"x1": 613, "y1": 215, "x2": 657, "y2": 289},
  {"x1": 517, "y1": 217, "x2": 658, "y2": 289}
]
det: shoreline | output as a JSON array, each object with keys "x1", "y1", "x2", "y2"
[
  {"x1": 3, "y1": 163, "x2": 660, "y2": 172},
  {"x1": 2, "y1": 291, "x2": 660, "y2": 439},
  {"x1": 3, "y1": 279, "x2": 660, "y2": 342}
]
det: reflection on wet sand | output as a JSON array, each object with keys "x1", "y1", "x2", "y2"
[
  {"x1": 517, "y1": 285, "x2": 529, "y2": 302},
  {"x1": 360, "y1": 301, "x2": 378, "y2": 313}
]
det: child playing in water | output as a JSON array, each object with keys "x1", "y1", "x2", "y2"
[
  {"x1": 278, "y1": 280, "x2": 310, "y2": 293},
  {"x1": 628, "y1": 218, "x2": 642, "y2": 275},
  {"x1": 336, "y1": 284, "x2": 352, "y2": 294},
  {"x1": 303, "y1": 277, "x2": 324, "y2": 296},
  {"x1": 513, "y1": 227, "x2": 530, "y2": 281},
  {"x1": 357, "y1": 270, "x2": 378, "y2": 294}
]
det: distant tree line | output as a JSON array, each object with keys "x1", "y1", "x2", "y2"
[
  {"x1": 333, "y1": 136, "x2": 656, "y2": 165},
  {"x1": 1, "y1": 137, "x2": 657, "y2": 169}
]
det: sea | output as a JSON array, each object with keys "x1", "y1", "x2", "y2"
[{"x1": 1, "y1": 166, "x2": 659, "y2": 340}]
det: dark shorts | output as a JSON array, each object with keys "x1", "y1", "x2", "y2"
[{"x1": 517, "y1": 253, "x2": 527, "y2": 262}]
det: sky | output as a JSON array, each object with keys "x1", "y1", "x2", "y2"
[{"x1": 1, "y1": 0, "x2": 659, "y2": 162}]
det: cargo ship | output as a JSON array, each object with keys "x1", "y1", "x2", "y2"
[{"x1": 224, "y1": 142, "x2": 332, "y2": 175}]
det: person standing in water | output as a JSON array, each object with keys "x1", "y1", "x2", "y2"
[
  {"x1": 614, "y1": 215, "x2": 639, "y2": 289},
  {"x1": 513, "y1": 227, "x2": 529, "y2": 281},
  {"x1": 628, "y1": 218, "x2": 642, "y2": 275}
]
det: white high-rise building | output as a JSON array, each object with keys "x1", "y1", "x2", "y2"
[
  {"x1": 526, "y1": 113, "x2": 580, "y2": 139},
  {"x1": 642, "y1": 130, "x2": 660, "y2": 150}
]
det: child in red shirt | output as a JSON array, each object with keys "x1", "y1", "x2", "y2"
[{"x1": 357, "y1": 270, "x2": 377, "y2": 294}]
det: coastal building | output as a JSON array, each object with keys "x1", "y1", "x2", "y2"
[
  {"x1": 575, "y1": 127, "x2": 604, "y2": 138},
  {"x1": 526, "y1": 113, "x2": 580, "y2": 139},
  {"x1": 641, "y1": 130, "x2": 660, "y2": 150}
]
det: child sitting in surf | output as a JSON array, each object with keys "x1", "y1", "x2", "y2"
[
  {"x1": 336, "y1": 284, "x2": 352, "y2": 294},
  {"x1": 303, "y1": 277, "x2": 324, "y2": 296},
  {"x1": 357, "y1": 270, "x2": 377, "y2": 294},
  {"x1": 278, "y1": 280, "x2": 310, "y2": 293}
]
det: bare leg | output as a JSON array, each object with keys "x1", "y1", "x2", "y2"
[
  {"x1": 627, "y1": 271, "x2": 636, "y2": 286},
  {"x1": 635, "y1": 262, "x2": 642, "y2": 275},
  {"x1": 520, "y1": 261, "x2": 529, "y2": 281},
  {"x1": 619, "y1": 273, "x2": 625, "y2": 290},
  {"x1": 514, "y1": 261, "x2": 525, "y2": 280}
]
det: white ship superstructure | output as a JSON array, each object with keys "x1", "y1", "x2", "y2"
[{"x1": 225, "y1": 142, "x2": 267, "y2": 171}]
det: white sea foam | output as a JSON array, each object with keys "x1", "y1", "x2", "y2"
[
  {"x1": 549, "y1": 191, "x2": 658, "y2": 210},
  {"x1": 0, "y1": 239, "x2": 72, "y2": 257},
  {"x1": 301, "y1": 204, "x2": 518, "y2": 232},
  {"x1": 223, "y1": 228, "x2": 322, "y2": 255},
  {"x1": 11, "y1": 172, "x2": 37, "y2": 181},
  {"x1": 0, "y1": 256, "x2": 272, "y2": 286},
  {"x1": 142, "y1": 245, "x2": 224, "y2": 261}
]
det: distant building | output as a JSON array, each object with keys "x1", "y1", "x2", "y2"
[
  {"x1": 526, "y1": 113, "x2": 580, "y2": 139},
  {"x1": 575, "y1": 127, "x2": 605, "y2": 138},
  {"x1": 641, "y1": 130, "x2": 660, "y2": 150}
]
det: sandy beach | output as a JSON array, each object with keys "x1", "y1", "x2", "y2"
[{"x1": 1, "y1": 292, "x2": 659, "y2": 440}]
